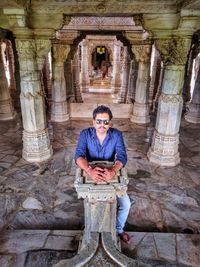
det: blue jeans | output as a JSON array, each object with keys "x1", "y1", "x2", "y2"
[{"x1": 116, "y1": 193, "x2": 131, "y2": 234}]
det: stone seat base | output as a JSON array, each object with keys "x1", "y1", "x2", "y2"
[{"x1": 0, "y1": 230, "x2": 199, "y2": 267}]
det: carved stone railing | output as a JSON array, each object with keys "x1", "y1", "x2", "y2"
[{"x1": 53, "y1": 161, "x2": 150, "y2": 267}]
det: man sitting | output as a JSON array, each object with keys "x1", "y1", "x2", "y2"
[{"x1": 74, "y1": 105, "x2": 131, "y2": 243}]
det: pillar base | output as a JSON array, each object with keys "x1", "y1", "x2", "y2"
[
  {"x1": 80, "y1": 85, "x2": 89, "y2": 93},
  {"x1": 22, "y1": 129, "x2": 53, "y2": 163},
  {"x1": 147, "y1": 131, "x2": 180, "y2": 167},
  {"x1": 117, "y1": 97, "x2": 125, "y2": 104},
  {"x1": 111, "y1": 86, "x2": 121, "y2": 95},
  {"x1": 185, "y1": 103, "x2": 200, "y2": 124},
  {"x1": 0, "y1": 99, "x2": 16, "y2": 121},
  {"x1": 131, "y1": 102, "x2": 150, "y2": 124},
  {"x1": 51, "y1": 101, "x2": 69, "y2": 122}
]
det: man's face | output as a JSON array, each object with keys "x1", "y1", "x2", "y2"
[{"x1": 93, "y1": 113, "x2": 111, "y2": 135}]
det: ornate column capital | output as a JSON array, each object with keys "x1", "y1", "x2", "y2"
[
  {"x1": 131, "y1": 44, "x2": 152, "y2": 63},
  {"x1": 16, "y1": 38, "x2": 51, "y2": 70},
  {"x1": 35, "y1": 39, "x2": 51, "y2": 70},
  {"x1": 52, "y1": 43, "x2": 70, "y2": 63},
  {"x1": 16, "y1": 38, "x2": 36, "y2": 58},
  {"x1": 155, "y1": 37, "x2": 191, "y2": 66}
]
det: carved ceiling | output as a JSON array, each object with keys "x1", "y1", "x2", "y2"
[
  {"x1": 0, "y1": 0, "x2": 199, "y2": 14},
  {"x1": 0, "y1": 0, "x2": 199, "y2": 39}
]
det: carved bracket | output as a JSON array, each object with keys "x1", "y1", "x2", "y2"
[{"x1": 155, "y1": 38, "x2": 191, "y2": 65}]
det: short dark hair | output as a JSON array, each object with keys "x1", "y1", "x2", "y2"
[{"x1": 93, "y1": 105, "x2": 113, "y2": 120}]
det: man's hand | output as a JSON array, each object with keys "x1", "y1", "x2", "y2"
[
  {"x1": 87, "y1": 167, "x2": 116, "y2": 183},
  {"x1": 87, "y1": 167, "x2": 107, "y2": 182},
  {"x1": 101, "y1": 168, "x2": 116, "y2": 181}
]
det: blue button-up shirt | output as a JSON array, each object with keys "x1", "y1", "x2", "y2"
[{"x1": 74, "y1": 127, "x2": 127, "y2": 166}]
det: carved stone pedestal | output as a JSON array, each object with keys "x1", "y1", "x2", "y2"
[
  {"x1": 185, "y1": 103, "x2": 200, "y2": 123},
  {"x1": 131, "y1": 102, "x2": 150, "y2": 124},
  {"x1": 148, "y1": 92, "x2": 183, "y2": 166},
  {"x1": 23, "y1": 129, "x2": 53, "y2": 162},
  {"x1": 54, "y1": 162, "x2": 149, "y2": 267},
  {"x1": 51, "y1": 101, "x2": 69, "y2": 122},
  {"x1": 147, "y1": 131, "x2": 180, "y2": 166},
  {"x1": 0, "y1": 99, "x2": 16, "y2": 121}
]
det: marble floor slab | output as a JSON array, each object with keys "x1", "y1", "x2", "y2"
[
  {"x1": 0, "y1": 230, "x2": 199, "y2": 267},
  {"x1": 0, "y1": 114, "x2": 199, "y2": 266}
]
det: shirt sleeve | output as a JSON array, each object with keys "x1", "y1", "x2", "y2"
[
  {"x1": 74, "y1": 130, "x2": 87, "y2": 163},
  {"x1": 115, "y1": 131, "x2": 127, "y2": 166}
]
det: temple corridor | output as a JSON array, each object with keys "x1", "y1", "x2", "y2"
[
  {"x1": 0, "y1": 114, "x2": 199, "y2": 266},
  {"x1": 1, "y1": 0, "x2": 200, "y2": 266}
]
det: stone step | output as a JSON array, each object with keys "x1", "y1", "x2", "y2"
[
  {"x1": 0, "y1": 230, "x2": 199, "y2": 267},
  {"x1": 92, "y1": 78, "x2": 110, "y2": 84},
  {"x1": 92, "y1": 84, "x2": 110, "y2": 88}
]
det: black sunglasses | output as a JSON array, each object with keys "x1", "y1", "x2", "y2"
[{"x1": 95, "y1": 119, "x2": 110, "y2": 125}]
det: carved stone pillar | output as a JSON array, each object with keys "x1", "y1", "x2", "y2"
[
  {"x1": 16, "y1": 38, "x2": 52, "y2": 162},
  {"x1": 148, "y1": 38, "x2": 191, "y2": 166},
  {"x1": 6, "y1": 39, "x2": 21, "y2": 110},
  {"x1": 4, "y1": 40, "x2": 17, "y2": 93},
  {"x1": 149, "y1": 45, "x2": 161, "y2": 110},
  {"x1": 111, "y1": 41, "x2": 122, "y2": 94},
  {"x1": 72, "y1": 52, "x2": 83, "y2": 103},
  {"x1": 118, "y1": 47, "x2": 131, "y2": 103},
  {"x1": 126, "y1": 59, "x2": 138, "y2": 103},
  {"x1": 182, "y1": 44, "x2": 199, "y2": 106},
  {"x1": 0, "y1": 41, "x2": 16, "y2": 120},
  {"x1": 51, "y1": 43, "x2": 70, "y2": 122},
  {"x1": 80, "y1": 39, "x2": 89, "y2": 93},
  {"x1": 185, "y1": 53, "x2": 200, "y2": 123},
  {"x1": 65, "y1": 59, "x2": 74, "y2": 102},
  {"x1": 42, "y1": 56, "x2": 52, "y2": 111},
  {"x1": 131, "y1": 44, "x2": 151, "y2": 124},
  {"x1": 152, "y1": 62, "x2": 164, "y2": 112}
]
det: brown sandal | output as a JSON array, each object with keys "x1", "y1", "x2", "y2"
[{"x1": 118, "y1": 232, "x2": 131, "y2": 244}]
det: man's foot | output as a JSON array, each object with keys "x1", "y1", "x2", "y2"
[{"x1": 118, "y1": 232, "x2": 131, "y2": 244}]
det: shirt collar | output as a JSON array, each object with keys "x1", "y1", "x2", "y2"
[{"x1": 91, "y1": 127, "x2": 112, "y2": 139}]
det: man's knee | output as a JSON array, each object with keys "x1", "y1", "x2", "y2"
[{"x1": 118, "y1": 194, "x2": 131, "y2": 211}]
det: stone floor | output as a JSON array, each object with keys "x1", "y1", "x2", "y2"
[
  {"x1": 0, "y1": 113, "x2": 200, "y2": 266},
  {"x1": 0, "y1": 230, "x2": 199, "y2": 267}
]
